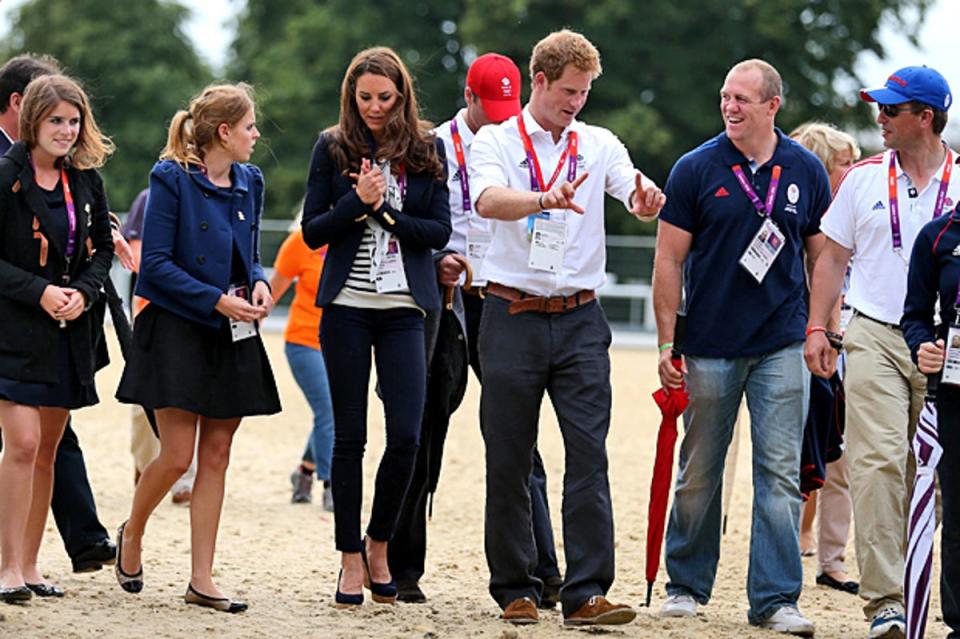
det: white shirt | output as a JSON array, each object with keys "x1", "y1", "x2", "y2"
[
  {"x1": 470, "y1": 106, "x2": 649, "y2": 296},
  {"x1": 435, "y1": 109, "x2": 492, "y2": 285},
  {"x1": 821, "y1": 147, "x2": 960, "y2": 324}
]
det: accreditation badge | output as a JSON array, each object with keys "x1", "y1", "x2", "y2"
[
  {"x1": 374, "y1": 236, "x2": 409, "y2": 293},
  {"x1": 942, "y1": 325, "x2": 960, "y2": 386},
  {"x1": 466, "y1": 228, "x2": 491, "y2": 278},
  {"x1": 227, "y1": 284, "x2": 257, "y2": 342},
  {"x1": 528, "y1": 217, "x2": 566, "y2": 273},
  {"x1": 739, "y1": 218, "x2": 785, "y2": 284}
]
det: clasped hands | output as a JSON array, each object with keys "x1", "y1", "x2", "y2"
[
  {"x1": 350, "y1": 159, "x2": 387, "y2": 210},
  {"x1": 40, "y1": 285, "x2": 86, "y2": 323},
  {"x1": 215, "y1": 280, "x2": 273, "y2": 322}
]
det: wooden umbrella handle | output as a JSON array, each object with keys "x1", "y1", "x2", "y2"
[{"x1": 444, "y1": 253, "x2": 474, "y2": 310}]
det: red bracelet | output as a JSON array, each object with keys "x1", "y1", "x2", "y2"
[{"x1": 805, "y1": 325, "x2": 827, "y2": 337}]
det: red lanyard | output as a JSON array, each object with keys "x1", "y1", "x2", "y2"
[
  {"x1": 517, "y1": 115, "x2": 578, "y2": 193},
  {"x1": 889, "y1": 149, "x2": 953, "y2": 252},
  {"x1": 28, "y1": 152, "x2": 77, "y2": 258}
]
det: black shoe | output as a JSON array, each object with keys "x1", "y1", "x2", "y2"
[
  {"x1": 115, "y1": 522, "x2": 144, "y2": 594},
  {"x1": 0, "y1": 586, "x2": 32, "y2": 604},
  {"x1": 26, "y1": 583, "x2": 65, "y2": 598},
  {"x1": 397, "y1": 581, "x2": 426, "y2": 604},
  {"x1": 71, "y1": 539, "x2": 117, "y2": 573},
  {"x1": 335, "y1": 569, "x2": 363, "y2": 608},
  {"x1": 185, "y1": 584, "x2": 248, "y2": 613},
  {"x1": 816, "y1": 572, "x2": 859, "y2": 594},
  {"x1": 540, "y1": 575, "x2": 563, "y2": 609},
  {"x1": 360, "y1": 539, "x2": 397, "y2": 604}
]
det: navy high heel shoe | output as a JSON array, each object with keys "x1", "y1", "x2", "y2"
[
  {"x1": 360, "y1": 539, "x2": 397, "y2": 604},
  {"x1": 335, "y1": 569, "x2": 363, "y2": 608}
]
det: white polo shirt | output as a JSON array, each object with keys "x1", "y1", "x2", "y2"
[
  {"x1": 469, "y1": 106, "x2": 649, "y2": 296},
  {"x1": 821, "y1": 147, "x2": 960, "y2": 324},
  {"x1": 435, "y1": 109, "x2": 492, "y2": 285}
]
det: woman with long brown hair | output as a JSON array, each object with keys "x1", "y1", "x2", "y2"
[
  {"x1": 0, "y1": 74, "x2": 114, "y2": 602},
  {"x1": 302, "y1": 46, "x2": 451, "y2": 606},
  {"x1": 115, "y1": 83, "x2": 280, "y2": 612}
]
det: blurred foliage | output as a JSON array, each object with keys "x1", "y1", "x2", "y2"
[
  {"x1": 4, "y1": 0, "x2": 932, "y2": 234},
  {"x1": 3, "y1": 0, "x2": 212, "y2": 210}
]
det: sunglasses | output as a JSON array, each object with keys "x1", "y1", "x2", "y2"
[{"x1": 878, "y1": 103, "x2": 926, "y2": 118}]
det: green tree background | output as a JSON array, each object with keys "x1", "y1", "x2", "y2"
[{"x1": 3, "y1": 0, "x2": 933, "y2": 235}]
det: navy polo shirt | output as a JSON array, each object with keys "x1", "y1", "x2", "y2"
[{"x1": 660, "y1": 129, "x2": 831, "y2": 358}]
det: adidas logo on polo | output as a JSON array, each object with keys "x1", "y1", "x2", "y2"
[
  {"x1": 953, "y1": 244, "x2": 960, "y2": 256},
  {"x1": 714, "y1": 187, "x2": 730, "y2": 198},
  {"x1": 872, "y1": 200, "x2": 886, "y2": 210}
]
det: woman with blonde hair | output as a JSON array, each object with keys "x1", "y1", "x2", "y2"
[
  {"x1": 0, "y1": 74, "x2": 114, "y2": 602},
  {"x1": 115, "y1": 83, "x2": 280, "y2": 612},
  {"x1": 302, "y1": 46, "x2": 451, "y2": 606},
  {"x1": 790, "y1": 121, "x2": 860, "y2": 595}
]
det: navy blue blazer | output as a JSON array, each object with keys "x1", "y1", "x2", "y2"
[
  {"x1": 136, "y1": 160, "x2": 268, "y2": 329},
  {"x1": 301, "y1": 133, "x2": 452, "y2": 312}
]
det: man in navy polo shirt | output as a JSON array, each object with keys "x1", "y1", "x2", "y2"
[{"x1": 652, "y1": 59, "x2": 831, "y2": 636}]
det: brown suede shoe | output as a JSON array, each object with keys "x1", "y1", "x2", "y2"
[
  {"x1": 564, "y1": 595, "x2": 637, "y2": 626},
  {"x1": 501, "y1": 597, "x2": 539, "y2": 624}
]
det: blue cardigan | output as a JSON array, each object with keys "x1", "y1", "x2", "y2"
[
  {"x1": 301, "y1": 133, "x2": 452, "y2": 312},
  {"x1": 136, "y1": 159, "x2": 268, "y2": 328}
]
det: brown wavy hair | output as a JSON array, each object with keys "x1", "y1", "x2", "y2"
[
  {"x1": 19, "y1": 74, "x2": 114, "y2": 169},
  {"x1": 161, "y1": 83, "x2": 255, "y2": 168},
  {"x1": 325, "y1": 47, "x2": 442, "y2": 179}
]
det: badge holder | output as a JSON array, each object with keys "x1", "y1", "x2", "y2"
[
  {"x1": 466, "y1": 227, "x2": 491, "y2": 279},
  {"x1": 374, "y1": 236, "x2": 409, "y2": 293},
  {"x1": 942, "y1": 304, "x2": 960, "y2": 386},
  {"x1": 527, "y1": 212, "x2": 566, "y2": 273},
  {"x1": 739, "y1": 218, "x2": 785, "y2": 284},
  {"x1": 227, "y1": 284, "x2": 257, "y2": 342}
]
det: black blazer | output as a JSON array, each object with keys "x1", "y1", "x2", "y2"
[
  {"x1": 301, "y1": 133, "x2": 452, "y2": 312},
  {"x1": 0, "y1": 142, "x2": 114, "y2": 384}
]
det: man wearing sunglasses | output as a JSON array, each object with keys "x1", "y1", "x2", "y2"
[{"x1": 805, "y1": 65, "x2": 959, "y2": 639}]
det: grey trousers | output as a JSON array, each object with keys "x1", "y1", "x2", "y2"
[{"x1": 479, "y1": 294, "x2": 614, "y2": 616}]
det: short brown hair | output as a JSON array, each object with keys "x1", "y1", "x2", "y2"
[
  {"x1": 19, "y1": 74, "x2": 114, "y2": 169},
  {"x1": 530, "y1": 29, "x2": 602, "y2": 83},
  {"x1": 729, "y1": 59, "x2": 783, "y2": 101}
]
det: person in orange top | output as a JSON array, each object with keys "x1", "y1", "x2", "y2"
[{"x1": 270, "y1": 224, "x2": 334, "y2": 510}]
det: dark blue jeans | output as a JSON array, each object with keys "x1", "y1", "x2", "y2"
[{"x1": 320, "y1": 304, "x2": 425, "y2": 553}]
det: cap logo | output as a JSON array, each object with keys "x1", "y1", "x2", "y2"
[
  {"x1": 888, "y1": 74, "x2": 908, "y2": 87},
  {"x1": 500, "y1": 76, "x2": 513, "y2": 97}
]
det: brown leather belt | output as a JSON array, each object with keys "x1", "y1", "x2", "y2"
[{"x1": 487, "y1": 282, "x2": 596, "y2": 315}]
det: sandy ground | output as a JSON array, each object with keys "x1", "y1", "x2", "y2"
[{"x1": 0, "y1": 330, "x2": 947, "y2": 638}]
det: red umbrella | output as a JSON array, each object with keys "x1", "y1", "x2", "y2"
[{"x1": 643, "y1": 316, "x2": 688, "y2": 607}]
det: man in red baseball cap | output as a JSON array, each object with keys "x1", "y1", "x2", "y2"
[{"x1": 387, "y1": 52, "x2": 563, "y2": 609}]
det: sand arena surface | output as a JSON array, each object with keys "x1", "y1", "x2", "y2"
[{"x1": 0, "y1": 331, "x2": 946, "y2": 638}]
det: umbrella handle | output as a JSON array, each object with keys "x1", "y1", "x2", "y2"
[{"x1": 443, "y1": 254, "x2": 474, "y2": 310}]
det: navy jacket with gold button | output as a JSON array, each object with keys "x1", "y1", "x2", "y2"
[{"x1": 135, "y1": 159, "x2": 268, "y2": 329}]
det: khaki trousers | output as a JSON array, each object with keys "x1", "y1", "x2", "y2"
[{"x1": 844, "y1": 314, "x2": 925, "y2": 618}]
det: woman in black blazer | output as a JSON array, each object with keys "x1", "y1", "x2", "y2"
[
  {"x1": 302, "y1": 46, "x2": 451, "y2": 606},
  {"x1": 0, "y1": 74, "x2": 114, "y2": 603},
  {"x1": 115, "y1": 83, "x2": 280, "y2": 613}
]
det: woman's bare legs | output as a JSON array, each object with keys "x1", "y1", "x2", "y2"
[
  {"x1": 0, "y1": 401, "x2": 41, "y2": 589},
  {"x1": 188, "y1": 416, "x2": 240, "y2": 598},
  {"x1": 20, "y1": 407, "x2": 69, "y2": 585},
  {"x1": 119, "y1": 408, "x2": 197, "y2": 579}
]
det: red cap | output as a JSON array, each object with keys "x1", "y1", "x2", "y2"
[{"x1": 466, "y1": 53, "x2": 522, "y2": 123}]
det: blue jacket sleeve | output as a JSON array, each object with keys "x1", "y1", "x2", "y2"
[
  {"x1": 140, "y1": 164, "x2": 223, "y2": 316},
  {"x1": 369, "y1": 140, "x2": 452, "y2": 250},
  {"x1": 302, "y1": 133, "x2": 369, "y2": 249},
  {"x1": 901, "y1": 226, "x2": 939, "y2": 363}
]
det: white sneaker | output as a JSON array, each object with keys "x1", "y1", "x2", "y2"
[
  {"x1": 758, "y1": 605, "x2": 815, "y2": 636},
  {"x1": 660, "y1": 593, "x2": 697, "y2": 618},
  {"x1": 868, "y1": 607, "x2": 905, "y2": 639}
]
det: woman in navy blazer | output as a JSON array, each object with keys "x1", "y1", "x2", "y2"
[
  {"x1": 115, "y1": 83, "x2": 280, "y2": 613},
  {"x1": 0, "y1": 74, "x2": 114, "y2": 603},
  {"x1": 302, "y1": 46, "x2": 451, "y2": 606}
]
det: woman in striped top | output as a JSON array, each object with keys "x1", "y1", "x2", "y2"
[{"x1": 302, "y1": 46, "x2": 451, "y2": 606}]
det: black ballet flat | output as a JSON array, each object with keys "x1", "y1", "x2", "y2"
[
  {"x1": 26, "y1": 583, "x2": 64, "y2": 598},
  {"x1": 816, "y1": 572, "x2": 859, "y2": 594},
  {"x1": 335, "y1": 569, "x2": 363, "y2": 608},
  {"x1": 115, "y1": 522, "x2": 144, "y2": 594},
  {"x1": 184, "y1": 584, "x2": 248, "y2": 613},
  {"x1": 360, "y1": 540, "x2": 397, "y2": 604},
  {"x1": 0, "y1": 586, "x2": 32, "y2": 604}
]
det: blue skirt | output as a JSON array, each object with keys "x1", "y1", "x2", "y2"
[{"x1": 0, "y1": 332, "x2": 99, "y2": 409}]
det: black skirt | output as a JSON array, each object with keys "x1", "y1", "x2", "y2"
[
  {"x1": 116, "y1": 304, "x2": 281, "y2": 419},
  {"x1": 0, "y1": 332, "x2": 98, "y2": 409}
]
